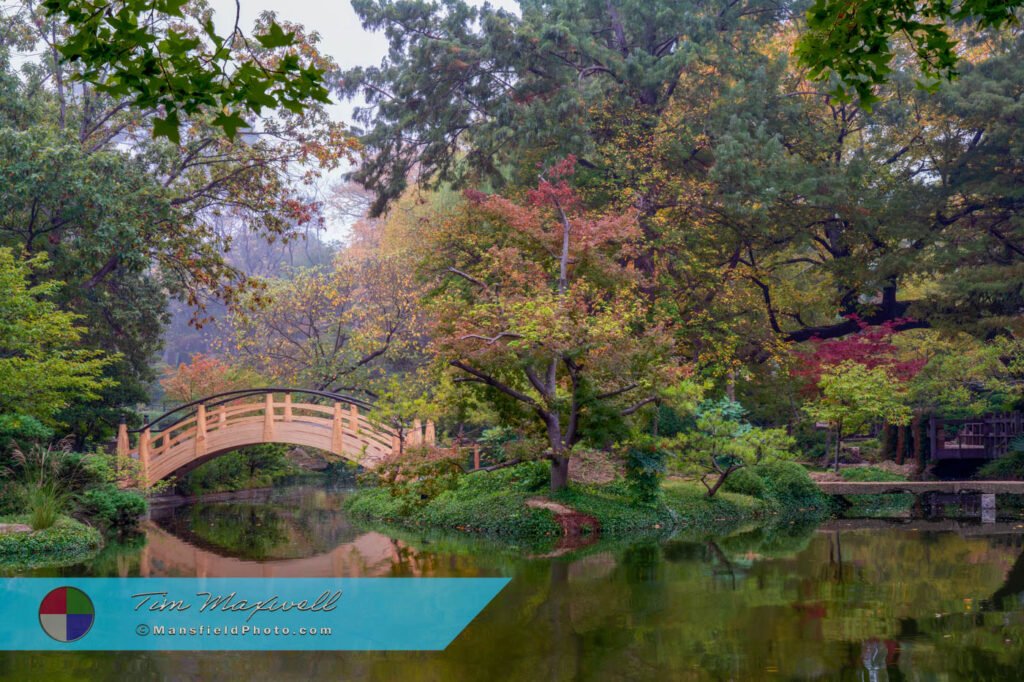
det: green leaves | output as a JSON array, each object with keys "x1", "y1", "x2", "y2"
[
  {"x1": 795, "y1": 0, "x2": 1022, "y2": 107},
  {"x1": 0, "y1": 249, "x2": 116, "y2": 424},
  {"x1": 41, "y1": 1, "x2": 332, "y2": 142},
  {"x1": 256, "y1": 22, "x2": 295, "y2": 49},
  {"x1": 804, "y1": 361, "x2": 912, "y2": 437},
  {"x1": 151, "y1": 110, "x2": 180, "y2": 143},
  {"x1": 210, "y1": 111, "x2": 247, "y2": 139}
]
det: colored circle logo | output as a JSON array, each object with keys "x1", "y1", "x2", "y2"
[{"x1": 39, "y1": 586, "x2": 95, "y2": 643}]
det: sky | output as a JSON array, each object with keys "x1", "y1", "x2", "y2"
[{"x1": 205, "y1": 0, "x2": 520, "y2": 240}]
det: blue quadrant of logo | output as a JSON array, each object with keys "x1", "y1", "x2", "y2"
[
  {"x1": 4, "y1": 577, "x2": 509, "y2": 651},
  {"x1": 65, "y1": 614, "x2": 94, "y2": 641}
]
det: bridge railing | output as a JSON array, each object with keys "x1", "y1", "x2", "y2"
[{"x1": 928, "y1": 412, "x2": 1024, "y2": 461}]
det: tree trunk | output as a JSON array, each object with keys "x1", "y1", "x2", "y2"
[
  {"x1": 881, "y1": 423, "x2": 894, "y2": 460},
  {"x1": 896, "y1": 426, "x2": 906, "y2": 465},
  {"x1": 911, "y1": 413, "x2": 922, "y2": 465},
  {"x1": 705, "y1": 468, "x2": 735, "y2": 498},
  {"x1": 550, "y1": 455, "x2": 570, "y2": 492},
  {"x1": 834, "y1": 423, "x2": 842, "y2": 473}
]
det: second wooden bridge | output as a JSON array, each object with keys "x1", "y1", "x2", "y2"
[
  {"x1": 116, "y1": 388, "x2": 435, "y2": 486},
  {"x1": 815, "y1": 480, "x2": 1024, "y2": 495}
]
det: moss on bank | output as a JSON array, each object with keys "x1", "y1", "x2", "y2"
[
  {"x1": 0, "y1": 514, "x2": 102, "y2": 570},
  {"x1": 345, "y1": 460, "x2": 833, "y2": 540}
]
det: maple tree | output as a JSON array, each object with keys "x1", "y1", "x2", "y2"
[
  {"x1": 426, "y1": 157, "x2": 672, "y2": 491},
  {"x1": 794, "y1": 315, "x2": 927, "y2": 390},
  {"x1": 159, "y1": 353, "x2": 258, "y2": 403},
  {"x1": 804, "y1": 361, "x2": 912, "y2": 471}
]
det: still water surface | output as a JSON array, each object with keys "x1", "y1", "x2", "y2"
[{"x1": 4, "y1": 485, "x2": 1024, "y2": 681}]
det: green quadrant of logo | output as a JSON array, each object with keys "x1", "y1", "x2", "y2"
[{"x1": 65, "y1": 588, "x2": 93, "y2": 615}]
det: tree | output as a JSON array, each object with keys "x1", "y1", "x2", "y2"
[
  {"x1": 340, "y1": 0, "x2": 788, "y2": 214},
  {"x1": 794, "y1": 315, "x2": 927, "y2": 390},
  {"x1": 426, "y1": 157, "x2": 672, "y2": 491},
  {"x1": 343, "y1": 0, "x2": 1024, "y2": 362},
  {"x1": 364, "y1": 371, "x2": 437, "y2": 453},
  {"x1": 159, "y1": 353, "x2": 259, "y2": 403},
  {"x1": 0, "y1": 16, "x2": 352, "y2": 439},
  {"x1": 39, "y1": 0, "x2": 332, "y2": 142},
  {"x1": 795, "y1": 0, "x2": 1023, "y2": 107},
  {"x1": 903, "y1": 331, "x2": 1024, "y2": 419},
  {"x1": 224, "y1": 252, "x2": 423, "y2": 395},
  {"x1": 804, "y1": 361, "x2": 912, "y2": 472},
  {"x1": 668, "y1": 397, "x2": 795, "y2": 497},
  {"x1": 0, "y1": 248, "x2": 114, "y2": 423}
]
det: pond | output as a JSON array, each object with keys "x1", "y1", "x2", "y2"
[{"x1": 4, "y1": 485, "x2": 1024, "y2": 680}]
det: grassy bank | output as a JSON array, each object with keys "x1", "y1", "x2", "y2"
[
  {"x1": 0, "y1": 514, "x2": 102, "y2": 570},
  {"x1": 344, "y1": 460, "x2": 833, "y2": 540}
]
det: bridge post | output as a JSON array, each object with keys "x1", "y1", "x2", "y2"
[
  {"x1": 332, "y1": 402, "x2": 344, "y2": 453},
  {"x1": 425, "y1": 420, "x2": 436, "y2": 446},
  {"x1": 409, "y1": 419, "x2": 422, "y2": 447},
  {"x1": 217, "y1": 404, "x2": 226, "y2": 428},
  {"x1": 263, "y1": 393, "x2": 275, "y2": 441},
  {"x1": 982, "y1": 493, "x2": 997, "y2": 523},
  {"x1": 194, "y1": 404, "x2": 207, "y2": 458},
  {"x1": 349, "y1": 404, "x2": 359, "y2": 433},
  {"x1": 116, "y1": 420, "x2": 129, "y2": 458},
  {"x1": 284, "y1": 393, "x2": 293, "y2": 422},
  {"x1": 139, "y1": 428, "x2": 151, "y2": 486}
]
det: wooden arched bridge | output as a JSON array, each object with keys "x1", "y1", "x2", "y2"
[{"x1": 116, "y1": 388, "x2": 435, "y2": 486}]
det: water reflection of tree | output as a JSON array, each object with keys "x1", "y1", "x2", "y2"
[{"x1": 185, "y1": 504, "x2": 290, "y2": 560}]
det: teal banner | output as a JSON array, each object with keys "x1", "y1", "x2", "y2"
[{"x1": 1, "y1": 578, "x2": 509, "y2": 650}]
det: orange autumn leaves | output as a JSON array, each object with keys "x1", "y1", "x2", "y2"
[{"x1": 464, "y1": 155, "x2": 640, "y2": 264}]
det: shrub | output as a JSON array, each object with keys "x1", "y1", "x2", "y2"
[
  {"x1": 179, "y1": 444, "x2": 297, "y2": 495},
  {"x1": 662, "y1": 481, "x2": 769, "y2": 528},
  {"x1": 755, "y1": 461, "x2": 828, "y2": 509},
  {"x1": 418, "y1": 488, "x2": 559, "y2": 537},
  {"x1": 78, "y1": 485, "x2": 147, "y2": 530},
  {"x1": 722, "y1": 467, "x2": 767, "y2": 498},
  {"x1": 976, "y1": 451, "x2": 1024, "y2": 480},
  {"x1": 457, "y1": 460, "x2": 549, "y2": 496},
  {"x1": 0, "y1": 514, "x2": 102, "y2": 568},
  {"x1": 0, "y1": 414, "x2": 53, "y2": 452},
  {"x1": 622, "y1": 439, "x2": 667, "y2": 503},
  {"x1": 372, "y1": 449, "x2": 465, "y2": 513},
  {"x1": 553, "y1": 485, "x2": 674, "y2": 535}
]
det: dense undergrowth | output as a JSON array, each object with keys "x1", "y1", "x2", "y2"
[
  {"x1": 345, "y1": 460, "x2": 833, "y2": 539},
  {"x1": 0, "y1": 514, "x2": 102, "y2": 570}
]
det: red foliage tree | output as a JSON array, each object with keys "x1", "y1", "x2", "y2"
[{"x1": 794, "y1": 315, "x2": 925, "y2": 390}]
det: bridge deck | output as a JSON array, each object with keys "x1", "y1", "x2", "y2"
[{"x1": 816, "y1": 480, "x2": 1024, "y2": 495}]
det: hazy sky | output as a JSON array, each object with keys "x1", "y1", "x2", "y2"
[{"x1": 205, "y1": 0, "x2": 519, "y2": 239}]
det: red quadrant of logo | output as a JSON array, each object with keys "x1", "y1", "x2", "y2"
[{"x1": 38, "y1": 587, "x2": 66, "y2": 615}]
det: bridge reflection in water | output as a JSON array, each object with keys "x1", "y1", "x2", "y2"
[
  {"x1": 136, "y1": 522, "x2": 418, "y2": 578},
  {"x1": 118, "y1": 486, "x2": 485, "y2": 579}
]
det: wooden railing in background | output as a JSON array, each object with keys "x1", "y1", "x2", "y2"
[{"x1": 928, "y1": 412, "x2": 1024, "y2": 461}]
